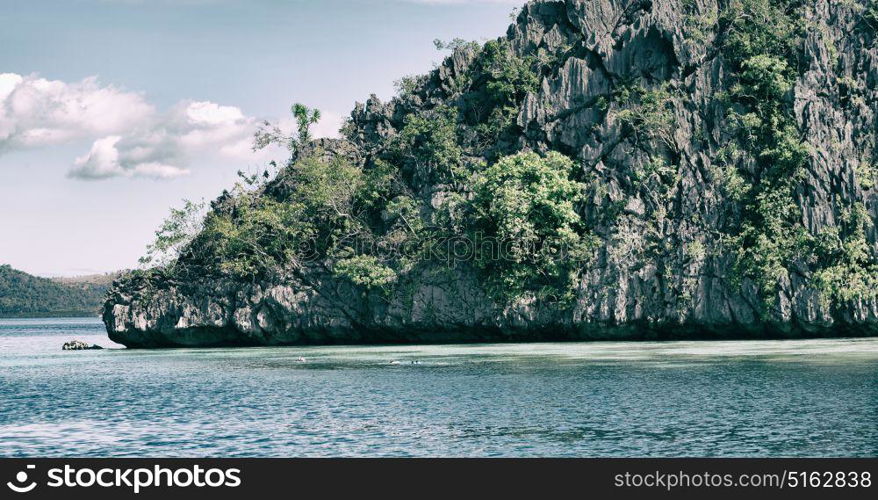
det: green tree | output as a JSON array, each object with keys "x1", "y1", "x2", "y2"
[
  {"x1": 139, "y1": 199, "x2": 206, "y2": 268},
  {"x1": 194, "y1": 194, "x2": 313, "y2": 280},
  {"x1": 392, "y1": 105, "x2": 463, "y2": 186},
  {"x1": 292, "y1": 103, "x2": 321, "y2": 144},
  {"x1": 464, "y1": 151, "x2": 597, "y2": 302},
  {"x1": 715, "y1": 0, "x2": 816, "y2": 311},
  {"x1": 468, "y1": 39, "x2": 539, "y2": 144},
  {"x1": 185, "y1": 155, "x2": 368, "y2": 280},
  {"x1": 254, "y1": 102, "x2": 322, "y2": 152},
  {"x1": 334, "y1": 255, "x2": 397, "y2": 289},
  {"x1": 614, "y1": 83, "x2": 676, "y2": 149},
  {"x1": 812, "y1": 204, "x2": 878, "y2": 306},
  {"x1": 433, "y1": 38, "x2": 476, "y2": 51}
]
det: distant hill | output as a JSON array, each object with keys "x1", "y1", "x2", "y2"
[
  {"x1": 0, "y1": 265, "x2": 118, "y2": 318},
  {"x1": 51, "y1": 272, "x2": 119, "y2": 288}
]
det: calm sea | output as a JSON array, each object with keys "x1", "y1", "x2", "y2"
[{"x1": 0, "y1": 317, "x2": 876, "y2": 457}]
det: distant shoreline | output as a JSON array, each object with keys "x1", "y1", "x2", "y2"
[
  {"x1": 0, "y1": 312, "x2": 101, "y2": 320},
  {"x1": 1, "y1": 264, "x2": 115, "y2": 320}
]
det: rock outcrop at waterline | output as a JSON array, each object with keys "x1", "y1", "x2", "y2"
[
  {"x1": 62, "y1": 340, "x2": 103, "y2": 350},
  {"x1": 105, "y1": 0, "x2": 878, "y2": 347}
]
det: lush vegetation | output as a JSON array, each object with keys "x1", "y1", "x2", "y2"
[
  {"x1": 811, "y1": 204, "x2": 878, "y2": 306},
  {"x1": 139, "y1": 199, "x2": 206, "y2": 268},
  {"x1": 864, "y1": 0, "x2": 878, "y2": 31},
  {"x1": 389, "y1": 105, "x2": 464, "y2": 188},
  {"x1": 465, "y1": 39, "x2": 540, "y2": 149},
  {"x1": 135, "y1": 1, "x2": 877, "y2": 316},
  {"x1": 0, "y1": 265, "x2": 110, "y2": 317},
  {"x1": 457, "y1": 152, "x2": 596, "y2": 302},
  {"x1": 138, "y1": 30, "x2": 599, "y2": 307},
  {"x1": 710, "y1": 0, "x2": 878, "y2": 312},
  {"x1": 148, "y1": 149, "x2": 594, "y2": 303},
  {"x1": 716, "y1": 0, "x2": 809, "y2": 308},
  {"x1": 142, "y1": 112, "x2": 596, "y2": 303}
]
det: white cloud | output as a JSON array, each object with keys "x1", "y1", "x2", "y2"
[
  {"x1": 67, "y1": 99, "x2": 258, "y2": 180},
  {"x1": 71, "y1": 136, "x2": 190, "y2": 180},
  {"x1": 0, "y1": 72, "x2": 344, "y2": 181},
  {"x1": 0, "y1": 73, "x2": 153, "y2": 151}
]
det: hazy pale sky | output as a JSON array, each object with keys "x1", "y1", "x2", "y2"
[{"x1": 0, "y1": 0, "x2": 525, "y2": 276}]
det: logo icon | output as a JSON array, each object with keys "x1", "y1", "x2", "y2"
[{"x1": 7, "y1": 465, "x2": 37, "y2": 493}]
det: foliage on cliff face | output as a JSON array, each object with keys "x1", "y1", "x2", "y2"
[
  {"x1": 134, "y1": 0, "x2": 878, "y2": 326},
  {"x1": 197, "y1": 196, "x2": 310, "y2": 279},
  {"x1": 812, "y1": 203, "x2": 878, "y2": 306},
  {"x1": 139, "y1": 199, "x2": 206, "y2": 269},
  {"x1": 717, "y1": 0, "x2": 807, "y2": 309},
  {"x1": 390, "y1": 105, "x2": 463, "y2": 188},
  {"x1": 454, "y1": 151, "x2": 596, "y2": 302},
  {"x1": 710, "y1": 0, "x2": 878, "y2": 312},
  {"x1": 615, "y1": 83, "x2": 677, "y2": 149},
  {"x1": 466, "y1": 39, "x2": 540, "y2": 149},
  {"x1": 334, "y1": 255, "x2": 397, "y2": 290},
  {"x1": 864, "y1": 0, "x2": 878, "y2": 30}
]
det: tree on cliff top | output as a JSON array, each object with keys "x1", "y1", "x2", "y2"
[{"x1": 253, "y1": 102, "x2": 322, "y2": 153}]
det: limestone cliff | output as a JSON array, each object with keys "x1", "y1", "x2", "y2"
[{"x1": 105, "y1": 0, "x2": 878, "y2": 347}]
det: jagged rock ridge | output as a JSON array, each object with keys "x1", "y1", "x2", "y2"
[{"x1": 105, "y1": 0, "x2": 878, "y2": 346}]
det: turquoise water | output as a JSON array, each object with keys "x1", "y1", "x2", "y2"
[{"x1": 0, "y1": 317, "x2": 876, "y2": 457}]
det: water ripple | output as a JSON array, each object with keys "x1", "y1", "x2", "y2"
[{"x1": 0, "y1": 318, "x2": 876, "y2": 457}]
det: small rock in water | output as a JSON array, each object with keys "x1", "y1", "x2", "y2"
[{"x1": 62, "y1": 340, "x2": 103, "y2": 351}]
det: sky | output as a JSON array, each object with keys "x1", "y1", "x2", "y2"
[{"x1": 0, "y1": 0, "x2": 526, "y2": 276}]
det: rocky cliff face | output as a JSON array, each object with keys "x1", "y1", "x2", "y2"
[{"x1": 105, "y1": 0, "x2": 878, "y2": 347}]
